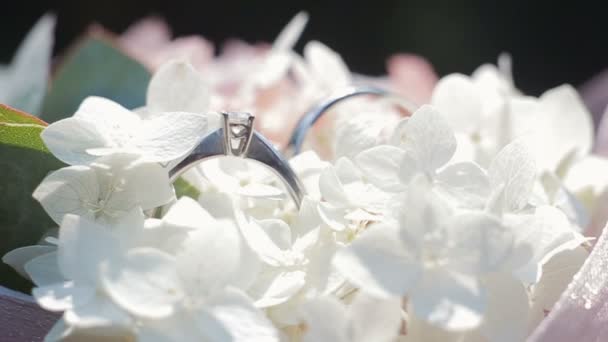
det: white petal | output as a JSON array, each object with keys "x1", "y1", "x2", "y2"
[
  {"x1": 239, "y1": 218, "x2": 285, "y2": 266},
  {"x1": 249, "y1": 270, "x2": 306, "y2": 308},
  {"x1": 5, "y1": 14, "x2": 55, "y2": 114},
  {"x1": 125, "y1": 160, "x2": 174, "y2": 209},
  {"x1": 57, "y1": 215, "x2": 120, "y2": 284},
  {"x1": 24, "y1": 251, "x2": 63, "y2": 286},
  {"x1": 33, "y1": 165, "x2": 98, "y2": 225},
  {"x1": 101, "y1": 248, "x2": 182, "y2": 319},
  {"x1": 304, "y1": 41, "x2": 350, "y2": 88},
  {"x1": 301, "y1": 296, "x2": 349, "y2": 342},
  {"x1": 238, "y1": 183, "x2": 285, "y2": 200},
  {"x1": 319, "y1": 166, "x2": 349, "y2": 205},
  {"x1": 355, "y1": 145, "x2": 406, "y2": 192},
  {"x1": 488, "y1": 139, "x2": 536, "y2": 212},
  {"x1": 431, "y1": 73, "x2": 483, "y2": 135},
  {"x1": 317, "y1": 202, "x2": 348, "y2": 231},
  {"x1": 2, "y1": 245, "x2": 56, "y2": 280},
  {"x1": 33, "y1": 281, "x2": 95, "y2": 312},
  {"x1": 177, "y1": 219, "x2": 254, "y2": 297},
  {"x1": 400, "y1": 105, "x2": 456, "y2": 172},
  {"x1": 349, "y1": 293, "x2": 402, "y2": 342},
  {"x1": 273, "y1": 11, "x2": 309, "y2": 51},
  {"x1": 162, "y1": 196, "x2": 214, "y2": 230},
  {"x1": 205, "y1": 288, "x2": 279, "y2": 342},
  {"x1": 147, "y1": 60, "x2": 210, "y2": 114},
  {"x1": 436, "y1": 162, "x2": 490, "y2": 208},
  {"x1": 529, "y1": 246, "x2": 588, "y2": 327},
  {"x1": 410, "y1": 270, "x2": 485, "y2": 331},
  {"x1": 134, "y1": 112, "x2": 207, "y2": 162},
  {"x1": 333, "y1": 223, "x2": 421, "y2": 298},
  {"x1": 477, "y1": 274, "x2": 530, "y2": 342},
  {"x1": 447, "y1": 211, "x2": 513, "y2": 275},
  {"x1": 532, "y1": 85, "x2": 593, "y2": 171},
  {"x1": 64, "y1": 293, "x2": 133, "y2": 330},
  {"x1": 257, "y1": 219, "x2": 292, "y2": 250},
  {"x1": 41, "y1": 118, "x2": 108, "y2": 165}
]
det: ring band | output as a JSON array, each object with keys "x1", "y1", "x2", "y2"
[
  {"x1": 170, "y1": 112, "x2": 306, "y2": 208},
  {"x1": 285, "y1": 85, "x2": 418, "y2": 156}
]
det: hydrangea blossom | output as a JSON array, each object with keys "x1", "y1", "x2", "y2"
[{"x1": 2, "y1": 17, "x2": 603, "y2": 342}]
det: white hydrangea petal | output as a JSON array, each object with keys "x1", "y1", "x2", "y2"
[
  {"x1": 319, "y1": 166, "x2": 349, "y2": 205},
  {"x1": 436, "y1": 162, "x2": 490, "y2": 208},
  {"x1": 33, "y1": 281, "x2": 95, "y2": 312},
  {"x1": 447, "y1": 212, "x2": 513, "y2": 275},
  {"x1": 398, "y1": 151, "x2": 421, "y2": 186},
  {"x1": 177, "y1": 219, "x2": 253, "y2": 297},
  {"x1": 124, "y1": 160, "x2": 174, "y2": 210},
  {"x1": 529, "y1": 246, "x2": 588, "y2": 327},
  {"x1": 333, "y1": 223, "x2": 421, "y2": 298},
  {"x1": 74, "y1": 96, "x2": 140, "y2": 126},
  {"x1": 355, "y1": 145, "x2": 406, "y2": 191},
  {"x1": 33, "y1": 165, "x2": 98, "y2": 225},
  {"x1": 397, "y1": 177, "x2": 449, "y2": 246},
  {"x1": 238, "y1": 218, "x2": 285, "y2": 266},
  {"x1": 431, "y1": 74, "x2": 483, "y2": 135},
  {"x1": 64, "y1": 293, "x2": 133, "y2": 330},
  {"x1": 24, "y1": 251, "x2": 63, "y2": 286},
  {"x1": 2, "y1": 245, "x2": 56, "y2": 280},
  {"x1": 401, "y1": 105, "x2": 457, "y2": 172},
  {"x1": 134, "y1": 112, "x2": 207, "y2": 162},
  {"x1": 249, "y1": 269, "x2": 306, "y2": 308},
  {"x1": 41, "y1": 118, "x2": 109, "y2": 165},
  {"x1": 205, "y1": 288, "x2": 279, "y2": 342},
  {"x1": 317, "y1": 202, "x2": 348, "y2": 231},
  {"x1": 162, "y1": 196, "x2": 214, "y2": 231},
  {"x1": 535, "y1": 85, "x2": 593, "y2": 170},
  {"x1": 238, "y1": 183, "x2": 285, "y2": 200},
  {"x1": 57, "y1": 215, "x2": 120, "y2": 284},
  {"x1": 304, "y1": 41, "x2": 350, "y2": 88},
  {"x1": 477, "y1": 274, "x2": 530, "y2": 342},
  {"x1": 147, "y1": 60, "x2": 210, "y2": 114},
  {"x1": 101, "y1": 248, "x2": 182, "y2": 319},
  {"x1": 402, "y1": 312, "x2": 465, "y2": 342},
  {"x1": 138, "y1": 312, "x2": 207, "y2": 342},
  {"x1": 301, "y1": 296, "x2": 349, "y2": 342},
  {"x1": 256, "y1": 219, "x2": 292, "y2": 250},
  {"x1": 334, "y1": 157, "x2": 363, "y2": 185},
  {"x1": 349, "y1": 293, "x2": 402, "y2": 342},
  {"x1": 410, "y1": 270, "x2": 485, "y2": 331},
  {"x1": 488, "y1": 139, "x2": 536, "y2": 212},
  {"x1": 272, "y1": 11, "x2": 309, "y2": 51}
]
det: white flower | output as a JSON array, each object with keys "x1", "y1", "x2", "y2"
[
  {"x1": 100, "y1": 207, "x2": 278, "y2": 341},
  {"x1": 317, "y1": 157, "x2": 388, "y2": 232},
  {"x1": 333, "y1": 178, "x2": 515, "y2": 330},
  {"x1": 41, "y1": 96, "x2": 208, "y2": 165},
  {"x1": 299, "y1": 293, "x2": 402, "y2": 342},
  {"x1": 33, "y1": 153, "x2": 173, "y2": 225},
  {"x1": 32, "y1": 214, "x2": 133, "y2": 335},
  {"x1": 0, "y1": 14, "x2": 54, "y2": 114},
  {"x1": 237, "y1": 198, "x2": 324, "y2": 308},
  {"x1": 356, "y1": 105, "x2": 490, "y2": 208}
]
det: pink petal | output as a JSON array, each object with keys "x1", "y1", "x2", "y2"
[{"x1": 387, "y1": 53, "x2": 438, "y2": 105}]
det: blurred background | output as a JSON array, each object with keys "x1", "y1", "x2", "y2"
[{"x1": 1, "y1": 0, "x2": 606, "y2": 95}]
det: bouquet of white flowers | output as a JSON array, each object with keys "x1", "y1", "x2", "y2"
[{"x1": 2, "y1": 12, "x2": 608, "y2": 342}]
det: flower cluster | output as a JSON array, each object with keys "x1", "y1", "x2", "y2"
[{"x1": 3, "y1": 12, "x2": 608, "y2": 342}]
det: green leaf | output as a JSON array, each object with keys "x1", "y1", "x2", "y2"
[
  {"x1": 0, "y1": 105, "x2": 64, "y2": 292},
  {"x1": 40, "y1": 34, "x2": 151, "y2": 123},
  {"x1": 174, "y1": 177, "x2": 202, "y2": 200}
]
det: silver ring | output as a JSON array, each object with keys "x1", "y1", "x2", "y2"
[
  {"x1": 285, "y1": 85, "x2": 418, "y2": 156},
  {"x1": 170, "y1": 112, "x2": 305, "y2": 208}
]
